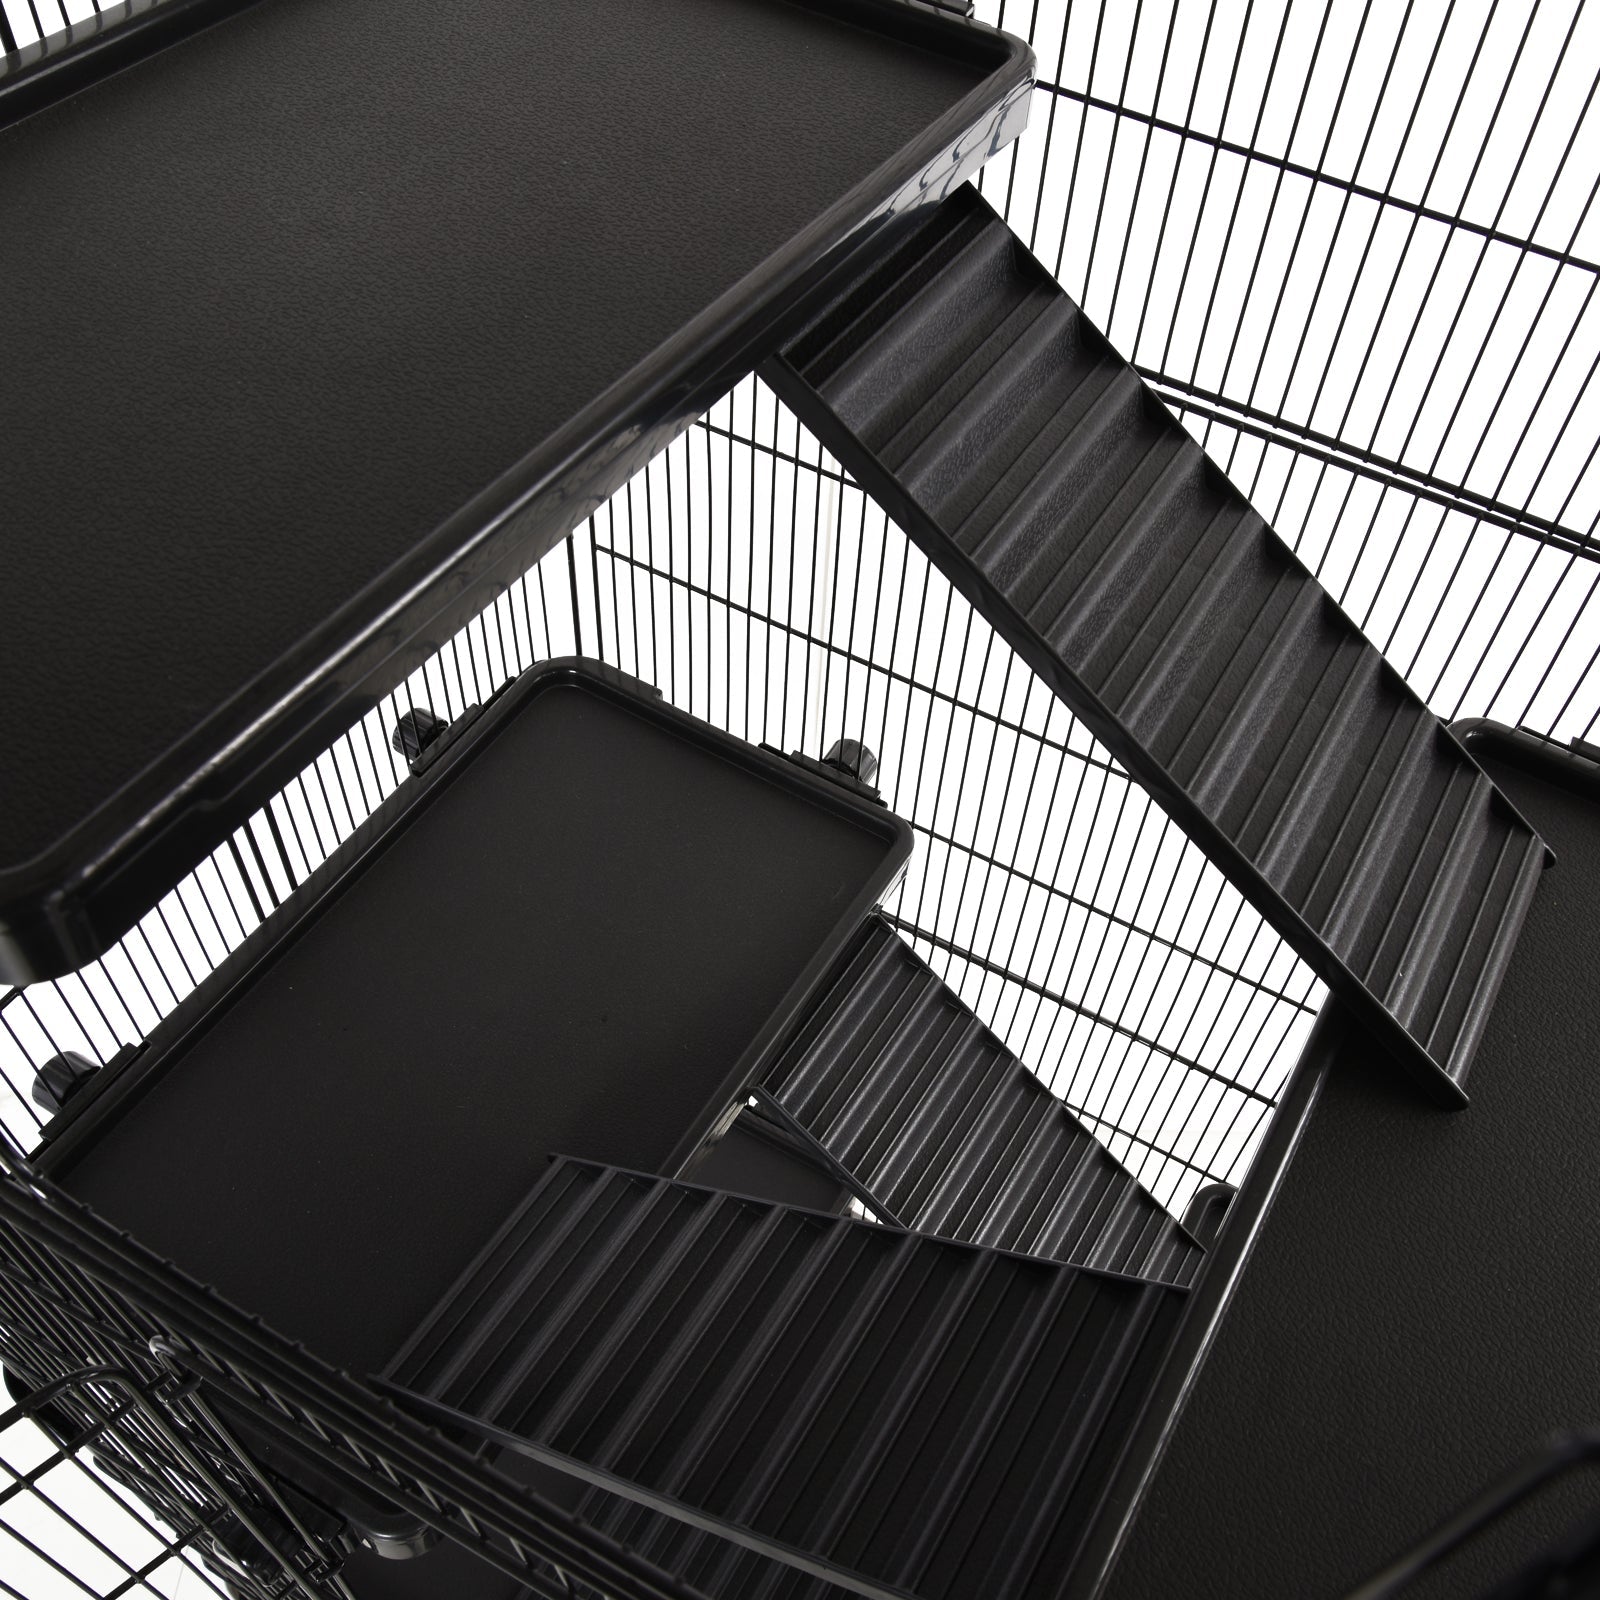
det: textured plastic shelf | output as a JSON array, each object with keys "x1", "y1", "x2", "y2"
[
  {"x1": 0, "y1": 0, "x2": 1030, "y2": 983},
  {"x1": 762, "y1": 913, "x2": 1202, "y2": 1283},
  {"x1": 386, "y1": 1155, "x2": 1185, "y2": 1600},
  {"x1": 38, "y1": 661, "x2": 911, "y2": 1372}
]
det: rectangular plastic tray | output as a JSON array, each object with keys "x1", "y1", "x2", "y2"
[
  {"x1": 0, "y1": 0, "x2": 1029, "y2": 983},
  {"x1": 1095, "y1": 724, "x2": 1599, "y2": 1600},
  {"x1": 37, "y1": 661, "x2": 913, "y2": 1373}
]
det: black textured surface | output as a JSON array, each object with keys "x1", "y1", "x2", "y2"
[
  {"x1": 51, "y1": 670, "x2": 904, "y2": 1373},
  {"x1": 341, "y1": 1538, "x2": 535, "y2": 1600},
  {"x1": 765, "y1": 914, "x2": 1202, "y2": 1283},
  {"x1": 0, "y1": 0, "x2": 984, "y2": 874},
  {"x1": 1102, "y1": 745, "x2": 1600, "y2": 1600},
  {"x1": 766, "y1": 184, "x2": 1547, "y2": 1104},
  {"x1": 388, "y1": 1156, "x2": 1186, "y2": 1600},
  {"x1": 683, "y1": 1109, "x2": 853, "y2": 1216}
]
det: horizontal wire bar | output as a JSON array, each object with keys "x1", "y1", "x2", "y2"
[
  {"x1": 1036, "y1": 77, "x2": 1600, "y2": 282},
  {"x1": 887, "y1": 926, "x2": 1268, "y2": 1178},
  {"x1": 692, "y1": 416, "x2": 853, "y2": 487},
  {"x1": 591, "y1": 540, "x2": 1134, "y2": 783},
  {"x1": 1147, "y1": 372, "x2": 1600, "y2": 562},
  {"x1": 593, "y1": 548, "x2": 1314, "y2": 1014},
  {"x1": 1071, "y1": 1103, "x2": 1264, "y2": 1185},
  {"x1": 880, "y1": 912, "x2": 1279, "y2": 1106},
  {"x1": 910, "y1": 816, "x2": 1317, "y2": 1012}
]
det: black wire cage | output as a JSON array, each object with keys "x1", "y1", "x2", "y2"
[{"x1": 1, "y1": 0, "x2": 1597, "y2": 1596}]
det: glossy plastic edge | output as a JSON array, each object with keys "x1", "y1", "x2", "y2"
[
  {"x1": 1069, "y1": 1007, "x2": 1342, "y2": 1600},
  {"x1": 0, "y1": 0, "x2": 1032, "y2": 984},
  {"x1": 0, "y1": 0, "x2": 269, "y2": 124},
  {"x1": 34, "y1": 657, "x2": 915, "y2": 1188},
  {"x1": 1452, "y1": 719, "x2": 1600, "y2": 808}
]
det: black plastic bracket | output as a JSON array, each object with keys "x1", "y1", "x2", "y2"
[
  {"x1": 29, "y1": 1050, "x2": 100, "y2": 1115},
  {"x1": 1179, "y1": 1183, "x2": 1237, "y2": 1250},
  {"x1": 391, "y1": 707, "x2": 448, "y2": 766},
  {"x1": 771, "y1": 745, "x2": 886, "y2": 805}
]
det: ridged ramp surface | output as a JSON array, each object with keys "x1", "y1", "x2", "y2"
[
  {"x1": 386, "y1": 1156, "x2": 1184, "y2": 1600},
  {"x1": 762, "y1": 184, "x2": 1547, "y2": 1106},
  {"x1": 761, "y1": 915, "x2": 1201, "y2": 1285}
]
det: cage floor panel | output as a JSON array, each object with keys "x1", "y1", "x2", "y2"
[
  {"x1": 763, "y1": 184, "x2": 1548, "y2": 1106},
  {"x1": 762, "y1": 915, "x2": 1201, "y2": 1284},
  {"x1": 386, "y1": 1157, "x2": 1185, "y2": 1600}
]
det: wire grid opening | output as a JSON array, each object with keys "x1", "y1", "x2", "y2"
[
  {"x1": 0, "y1": 1402, "x2": 227, "y2": 1599},
  {"x1": 0, "y1": 1362, "x2": 274, "y2": 1600}
]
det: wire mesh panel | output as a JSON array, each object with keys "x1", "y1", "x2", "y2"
[
  {"x1": 973, "y1": 0, "x2": 1600, "y2": 742},
  {"x1": 0, "y1": 1340, "x2": 338, "y2": 1599},
  {"x1": 0, "y1": 450, "x2": 1320, "y2": 1213},
  {"x1": 0, "y1": 1145, "x2": 718, "y2": 1600},
  {"x1": 0, "y1": 1390, "x2": 230, "y2": 1599},
  {"x1": 574, "y1": 383, "x2": 1321, "y2": 1208},
  {"x1": 2, "y1": 0, "x2": 1591, "y2": 1213}
]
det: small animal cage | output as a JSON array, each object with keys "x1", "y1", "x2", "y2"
[{"x1": 0, "y1": 0, "x2": 1596, "y2": 1597}]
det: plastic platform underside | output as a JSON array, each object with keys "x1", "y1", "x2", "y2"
[
  {"x1": 42, "y1": 669, "x2": 908, "y2": 1373},
  {"x1": 0, "y1": 0, "x2": 1012, "y2": 978},
  {"x1": 1102, "y1": 740, "x2": 1600, "y2": 1600}
]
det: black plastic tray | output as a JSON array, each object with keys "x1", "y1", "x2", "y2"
[
  {"x1": 1099, "y1": 723, "x2": 1600, "y2": 1600},
  {"x1": 36, "y1": 660, "x2": 913, "y2": 1373},
  {"x1": 0, "y1": 0, "x2": 1029, "y2": 983}
]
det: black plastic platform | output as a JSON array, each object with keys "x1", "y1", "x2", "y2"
[
  {"x1": 0, "y1": 0, "x2": 1030, "y2": 984},
  {"x1": 1101, "y1": 728, "x2": 1600, "y2": 1600},
  {"x1": 37, "y1": 661, "x2": 911, "y2": 1372}
]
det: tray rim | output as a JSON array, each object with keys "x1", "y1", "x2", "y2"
[
  {"x1": 35, "y1": 657, "x2": 916, "y2": 1197},
  {"x1": 1452, "y1": 718, "x2": 1600, "y2": 805},
  {"x1": 0, "y1": 0, "x2": 1031, "y2": 983}
]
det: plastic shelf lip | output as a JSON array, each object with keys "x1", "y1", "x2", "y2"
[
  {"x1": 0, "y1": 0, "x2": 1034, "y2": 986},
  {"x1": 39, "y1": 659, "x2": 914, "y2": 1375},
  {"x1": 765, "y1": 185, "x2": 1548, "y2": 1107}
]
